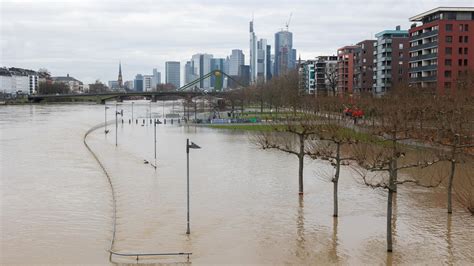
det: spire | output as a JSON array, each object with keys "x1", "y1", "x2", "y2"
[{"x1": 118, "y1": 61, "x2": 123, "y2": 88}]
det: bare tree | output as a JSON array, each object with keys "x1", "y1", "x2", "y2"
[
  {"x1": 254, "y1": 115, "x2": 320, "y2": 195},
  {"x1": 307, "y1": 122, "x2": 358, "y2": 217},
  {"x1": 325, "y1": 67, "x2": 338, "y2": 97}
]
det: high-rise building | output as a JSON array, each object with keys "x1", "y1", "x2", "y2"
[
  {"x1": 143, "y1": 75, "x2": 153, "y2": 92},
  {"x1": 354, "y1": 40, "x2": 376, "y2": 93},
  {"x1": 134, "y1": 74, "x2": 144, "y2": 92},
  {"x1": 165, "y1": 61, "x2": 180, "y2": 89},
  {"x1": 256, "y1": 38, "x2": 268, "y2": 82},
  {"x1": 249, "y1": 20, "x2": 257, "y2": 84},
  {"x1": 275, "y1": 30, "x2": 296, "y2": 76},
  {"x1": 373, "y1": 26, "x2": 410, "y2": 95},
  {"x1": 184, "y1": 61, "x2": 195, "y2": 85},
  {"x1": 153, "y1": 68, "x2": 161, "y2": 86},
  {"x1": 266, "y1": 45, "x2": 272, "y2": 81},
  {"x1": 337, "y1": 46, "x2": 359, "y2": 94},
  {"x1": 191, "y1": 53, "x2": 213, "y2": 89},
  {"x1": 229, "y1": 49, "x2": 245, "y2": 76},
  {"x1": 408, "y1": 7, "x2": 474, "y2": 93},
  {"x1": 210, "y1": 58, "x2": 226, "y2": 90}
]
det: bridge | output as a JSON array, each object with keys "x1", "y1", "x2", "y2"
[{"x1": 28, "y1": 70, "x2": 246, "y2": 103}]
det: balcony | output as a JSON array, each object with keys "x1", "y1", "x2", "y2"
[
  {"x1": 410, "y1": 30, "x2": 439, "y2": 42},
  {"x1": 381, "y1": 48, "x2": 392, "y2": 53},
  {"x1": 410, "y1": 53, "x2": 438, "y2": 62},
  {"x1": 409, "y1": 41, "x2": 438, "y2": 52},
  {"x1": 379, "y1": 39, "x2": 393, "y2": 45},
  {"x1": 409, "y1": 65, "x2": 437, "y2": 72},
  {"x1": 411, "y1": 76, "x2": 437, "y2": 82},
  {"x1": 380, "y1": 65, "x2": 392, "y2": 70}
]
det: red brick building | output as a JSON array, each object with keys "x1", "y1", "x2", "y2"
[
  {"x1": 337, "y1": 46, "x2": 358, "y2": 94},
  {"x1": 409, "y1": 7, "x2": 474, "y2": 93}
]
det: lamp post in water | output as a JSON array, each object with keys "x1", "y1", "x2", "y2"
[
  {"x1": 153, "y1": 119, "x2": 160, "y2": 168},
  {"x1": 115, "y1": 104, "x2": 123, "y2": 146},
  {"x1": 186, "y1": 138, "x2": 201, "y2": 235},
  {"x1": 104, "y1": 105, "x2": 110, "y2": 134},
  {"x1": 131, "y1": 102, "x2": 134, "y2": 122}
]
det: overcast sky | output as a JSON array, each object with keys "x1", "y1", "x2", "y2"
[{"x1": 1, "y1": 0, "x2": 473, "y2": 84}]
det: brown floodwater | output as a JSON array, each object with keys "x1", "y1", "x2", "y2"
[{"x1": 1, "y1": 102, "x2": 473, "y2": 265}]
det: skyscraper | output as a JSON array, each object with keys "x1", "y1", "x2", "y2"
[
  {"x1": 274, "y1": 30, "x2": 296, "y2": 76},
  {"x1": 256, "y1": 38, "x2": 267, "y2": 82},
  {"x1": 266, "y1": 45, "x2": 272, "y2": 81},
  {"x1": 249, "y1": 19, "x2": 270, "y2": 84},
  {"x1": 229, "y1": 49, "x2": 245, "y2": 76},
  {"x1": 153, "y1": 68, "x2": 161, "y2": 87},
  {"x1": 184, "y1": 61, "x2": 195, "y2": 85},
  {"x1": 134, "y1": 74, "x2": 144, "y2": 92},
  {"x1": 191, "y1": 53, "x2": 213, "y2": 89},
  {"x1": 249, "y1": 20, "x2": 257, "y2": 83},
  {"x1": 165, "y1": 61, "x2": 181, "y2": 89},
  {"x1": 210, "y1": 58, "x2": 225, "y2": 90}
]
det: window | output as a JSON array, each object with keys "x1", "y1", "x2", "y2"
[
  {"x1": 445, "y1": 59, "x2": 452, "y2": 66},
  {"x1": 459, "y1": 47, "x2": 463, "y2": 54},
  {"x1": 444, "y1": 82, "x2": 451, "y2": 88},
  {"x1": 465, "y1": 36, "x2": 469, "y2": 43},
  {"x1": 460, "y1": 24, "x2": 464, "y2": 32},
  {"x1": 459, "y1": 59, "x2": 463, "y2": 66},
  {"x1": 446, "y1": 24, "x2": 453, "y2": 31},
  {"x1": 399, "y1": 43, "x2": 403, "y2": 49},
  {"x1": 465, "y1": 24, "x2": 469, "y2": 31},
  {"x1": 446, "y1": 47, "x2": 452, "y2": 55},
  {"x1": 459, "y1": 36, "x2": 463, "y2": 43},
  {"x1": 465, "y1": 59, "x2": 468, "y2": 66},
  {"x1": 464, "y1": 47, "x2": 468, "y2": 54},
  {"x1": 446, "y1": 36, "x2": 453, "y2": 43},
  {"x1": 445, "y1": 71, "x2": 452, "y2": 78}
]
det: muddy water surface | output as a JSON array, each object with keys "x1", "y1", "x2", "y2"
[{"x1": 1, "y1": 102, "x2": 473, "y2": 264}]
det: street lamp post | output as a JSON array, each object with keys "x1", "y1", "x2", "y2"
[
  {"x1": 186, "y1": 138, "x2": 201, "y2": 235},
  {"x1": 131, "y1": 102, "x2": 134, "y2": 122},
  {"x1": 154, "y1": 119, "x2": 158, "y2": 168},
  {"x1": 105, "y1": 105, "x2": 110, "y2": 134},
  {"x1": 115, "y1": 104, "x2": 123, "y2": 146}
]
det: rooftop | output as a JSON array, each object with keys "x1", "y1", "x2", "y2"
[{"x1": 409, "y1": 7, "x2": 474, "y2": 21}]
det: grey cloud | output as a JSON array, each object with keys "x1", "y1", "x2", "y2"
[{"x1": 1, "y1": 0, "x2": 472, "y2": 83}]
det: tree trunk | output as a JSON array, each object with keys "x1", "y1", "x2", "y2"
[
  {"x1": 392, "y1": 158, "x2": 398, "y2": 193},
  {"x1": 448, "y1": 159, "x2": 455, "y2": 214},
  {"x1": 298, "y1": 134, "x2": 304, "y2": 195},
  {"x1": 333, "y1": 142, "x2": 341, "y2": 217},
  {"x1": 387, "y1": 188, "x2": 394, "y2": 252}
]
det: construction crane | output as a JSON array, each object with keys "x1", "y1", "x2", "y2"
[{"x1": 285, "y1": 12, "x2": 292, "y2": 31}]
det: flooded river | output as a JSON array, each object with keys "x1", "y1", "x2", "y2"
[{"x1": 1, "y1": 102, "x2": 473, "y2": 264}]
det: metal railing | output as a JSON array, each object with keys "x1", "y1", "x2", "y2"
[{"x1": 109, "y1": 250, "x2": 192, "y2": 262}]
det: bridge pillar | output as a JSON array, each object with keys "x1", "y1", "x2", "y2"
[
  {"x1": 151, "y1": 95, "x2": 158, "y2": 102},
  {"x1": 116, "y1": 97, "x2": 123, "y2": 103}
]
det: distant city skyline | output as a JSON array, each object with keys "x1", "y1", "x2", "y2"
[{"x1": 1, "y1": 0, "x2": 473, "y2": 84}]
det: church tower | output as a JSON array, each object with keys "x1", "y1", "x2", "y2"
[{"x1": 118, "y1": 61, "x2": 123, "y2": 88}]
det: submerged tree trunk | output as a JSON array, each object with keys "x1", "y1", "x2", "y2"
[
  {"x1": 333, "y1": 142, "x2": 341, "y2": 217},
  {"x1": 387, "y1": 188, "x2": 394, "y2": 252},
  {"x1": 387, "y1": 161, "x2": 395, "y2": 252},
  {"x1": 298, "y1": 134, "x2": 305, "y2": 195},
  {"x1": 448, "y1": 159, "x2": 456, "y2": 214}
]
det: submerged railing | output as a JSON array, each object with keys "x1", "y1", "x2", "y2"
[{"x1": 109, "y1": 250, "x2": 192, "y2": 262}]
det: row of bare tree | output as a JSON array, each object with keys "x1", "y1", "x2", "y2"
[{"x1": 235, "y1": 71, "x2": 473, "y2": 252}]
